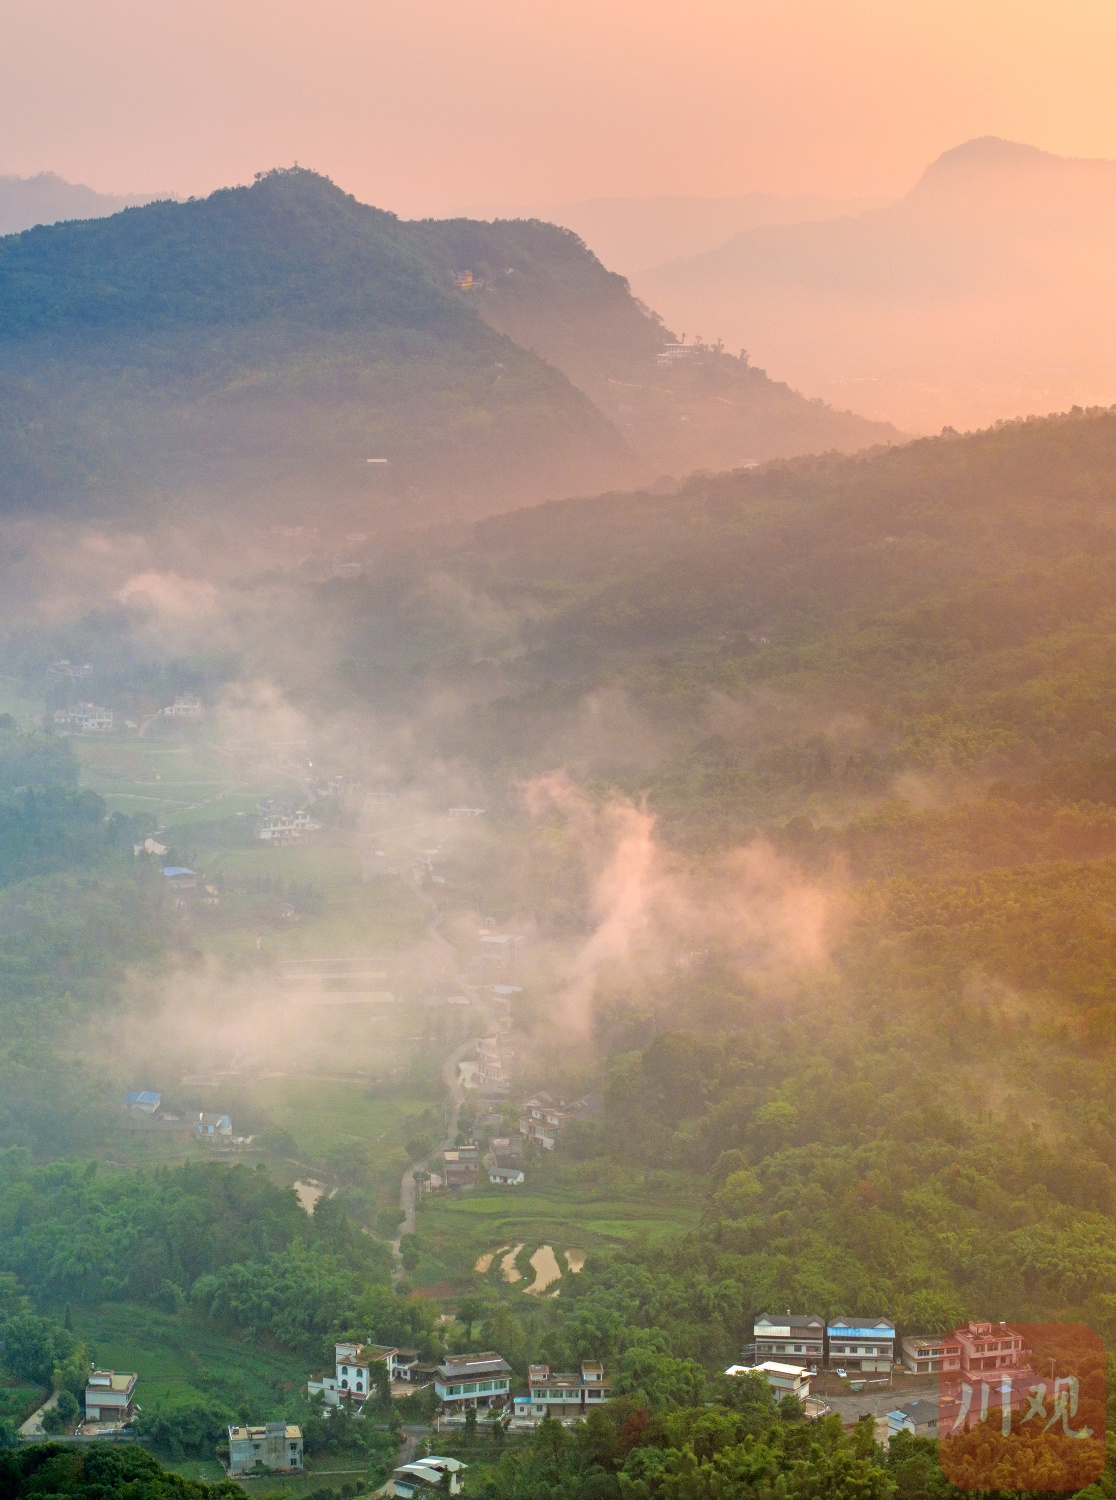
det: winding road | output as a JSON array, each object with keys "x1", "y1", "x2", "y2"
[{"x1": 390, "y1": 880, "x2": 490, "y2": 1282}]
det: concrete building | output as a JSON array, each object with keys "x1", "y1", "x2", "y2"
[
  {"x1": 901, "y1": 1334, "x2": 962, "y2": 1376},
  {"x1": 392, "y1": 1458, "x2": 466, "y2": 1498},
  {"x1": 227, "y1": 1423, "x2": 303, "y2": 1475},
  {"x1": 725, "y1": 1362, "x2": 811, "y2": 1399},
  {"x1": 754, "y1": 1314, "x2": 824, "y2": 1366},
  {"x1": 163, "y1": 695, "x2": 202, "y2": 717},
  {"x1": 123, "y1": 1091, "x2": 162, "y2": 1114},
  {"x1": 954, "y1": 1321, "x2": 1027, "y2": 1377},
  {"x1": 888, "y1": 1400, "x2": 940, "y2": 1439},
  {"x1": 258, "y1": 809, "x2": 320, "y2": 844},
  {"x1": 826, "y1": 1318, "x2": 896, "y2": 1374},
  {"x1": 69, "y1": 703, "x2": 113, "y2": 733},
  {"x1": 84, "y1": 1371, "x2": 137, "y2": 1424},
  {"x1": 517, "y1": 1362, "x2": 611, "y2": 1419},
  {"x1": 196, "y1": 1112, "x2": 232, "y2": 1138},
  {"x1": 434, "y1": 1352, "x2": 512, "y2": 1410},
  {"x1": 441, "y1": 1147, "x2": 480, "y2": 1188},
  {"x1": 488, "y1": 1166, "x2": 525, "y2": 1186}
]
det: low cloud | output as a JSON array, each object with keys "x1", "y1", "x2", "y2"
[{"x1": 521, "y1": 771, "x2": 844, "y2": 1034}]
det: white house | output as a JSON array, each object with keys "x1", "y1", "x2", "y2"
[
  {"x1": 725, "y1": 1362, "x2": 811, "y2": 1399},
  {"x1": 434, "y1": 1352, "x2": 512, "y2": 1410},
  {"x1": 488, "y1": 1166, "x2": 525, "y2": 1186},
  {"x1": 258, "y1": 810, "x2": 320, "y2": 844},
  {"x1": 84, "y1": 1370, "x2": 137, "y2": 1423},
  {"x1": 164, "y1": 695, "x2": 202, "y2": 718},
  {"x1": 227, "y1": 1423, "x2": 303, "y2": 1475},
  {"x1": 392, "y1": 1458, "x2": 466, "y2": 1498},
  {"x1": 518, "y1": 1362, "x2": 611, "y2": 1419},
  {"x1": 754, "y1": 1314, "x2": 824, "y2": 1366},
  {"x1": 826, "y1": 1318, "x2": 896, "y2": 1374}
]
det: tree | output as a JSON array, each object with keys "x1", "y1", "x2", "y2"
[{"x1": 456, "y1": 1295, "x2": 486, "y2": 1343}]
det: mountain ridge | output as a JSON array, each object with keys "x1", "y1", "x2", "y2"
[{"x1": 0, "y1": 167, "x2": 898, "y2": 526}]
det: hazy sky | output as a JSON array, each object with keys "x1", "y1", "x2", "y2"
[{"x1": 3, "y1": 0, "x2": 1116, "y2": 216}]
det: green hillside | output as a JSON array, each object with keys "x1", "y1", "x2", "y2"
[
  {"x1": 0, "y1": 170, "x2": 897, "y2": 531},
  {"x1": 0, "y1": 168, "x2": 636, "y2": 525},
  {"x1": 412, "y1": 214, "x2": 901, "y2": 472}
]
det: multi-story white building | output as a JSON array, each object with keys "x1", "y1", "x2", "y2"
[
  {"x1": 901, "y1": 1334, "x2": 962, "y2": 1375},
  {"x1": 754, "y1": 1315, "x2": 825, "y2": 1366},
  {"x1": 515, "y1": 1361, "x2": 611, "y2": 1419},
  {"x1": 164, "y1": 695, "x2": 203, "y2": 717},
  {"x1": 434, "y1": 1352, "x2": 512, "y2": 1410},
  {"x1": 227, "y1": 1423, "x2": 303, "y2": 1475},
  {"x1": 826, "y1": 1318, "x2": 896, "y2": 1374},
  {"x1": 84, "y1": 1370, "x2": 137, "y2": 1424}
]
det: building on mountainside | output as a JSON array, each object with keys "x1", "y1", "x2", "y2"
[
  {"x1": 725, "y1": 1362, "x2": 811, "y2": 1400},
  {"x1": 54, "y1": 703, "x2": 113, "y2": 733},
  {"x1": 257, "y1": 809, "x2": 320, "y2": 844},
  {"x1": 488, "y1": 1166, "x2": 525, "y2": 1186},
  {"x1": 441, "y1": 1147, "x2": 480, "y2": 1188},
  {"x1": 887, "y1": 1400, "x2": 940, "y2": 1439},
  {"x1": 162, "y1": 866, "x2": 197, "y2": 895},
  {"x1": 477, "y1": 933, "x2": 524, "y2": 969},
  {"x1": 953, "y1": 1321, "x2": 1028, "y2": 1378},
  {"x1": 49, "y1": 660, "x2": 92, "y2": 680},
  {"x1": 133, "y1": 837, "x2": 168, "y2": 857},
  {"x1": 519, "y1": 1092, "x2": 593, "y2": 1150},
  {"x1": 901, "y1": 1334, "x2": 962, "y2": 1375},
  {"x1": 308, "y1": 1341, "x2": 424, "y2": 1405},
  {"x1": 937, "y1": 1322, "x2": 1033, "y2": 1436},
  {"x1": 655, "y1": 342, "x2": 700, "y2": 366},
  {"x1": 392, "y1": 1457, "x2": 466, "y2": 1498},
  {"x1": 227, "y1": 1423, "x2": 303, "y2": 1475},
  {"x1": 754, "y1": 1314, "x2": 825, "y2": 1366},
  {"x1": 477, "y1": 1035, "x2": 511, "y2": 1094},
  {"x1": 196, "y1": 1112, "x2": 231, "y2": 1137},
  {"x1": 491, "y1": 1136, "x2": 523, "y2": 1164},
  {"x1": 163, "y1": 695, "x2": 202, "y2": 717},
  {"x1": 434, "y1": 1353, "x2": 513, "y2": 1410},
  {"x1": 123, "y1": 1090, "x2": 162, "y2": 1114},
  {"x1": 514, "y1": 1362, "x2": 611, "y2": 1421},
  {"x1": 84, "y1": 1370, "x2": 137, "y2": 1424},
  {"x1": 826, "y1": 1318, "x2": 896, "y2": 1374}
]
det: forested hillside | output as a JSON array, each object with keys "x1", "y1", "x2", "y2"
[
  {"x1": 0, "y1": 168, "x2": 635, "y2": 524},
  {"x1": 0, "y1": 169, "x2": 895, "y2": 531},
  {"x1": 321, "y1": 409, "x2": 1116, "y2": 1381},
  {"x1": 413, "y1": 215, "x2": 900, "y2": 473}
]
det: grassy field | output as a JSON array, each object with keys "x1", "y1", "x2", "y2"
[
  {"x1": 414, "y1": 1163, "x2": 702, "y2": 1291},
  {"x1": 71, "y1": 1303, "x2": 312, "y2": 1417},
  {"x1": 0, "y1": 1380, "x2": 46, "y2": 1423}
]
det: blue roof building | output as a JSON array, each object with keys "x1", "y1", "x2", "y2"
[{"x1": 123, "y1": 1090, "x2": 162, "y2": 1113}]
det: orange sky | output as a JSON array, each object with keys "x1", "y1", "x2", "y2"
[{"x1": 3, "y1": 0, "x2": 1116, "y2": 214}]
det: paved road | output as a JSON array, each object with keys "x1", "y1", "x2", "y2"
[
  {"x1": 390, "y1": 881, "x2": 490, "y2": 1283},
  {"x1": 819, "y1": 1383, "x2": 939, "y2": 1425},
  {"x1": 19, "y1": 1392, "x2": 59, "y2": 1438}
]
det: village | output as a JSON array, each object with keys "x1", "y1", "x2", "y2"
[{"x1": 14, "y1": 1315, "x2": 1035, "y2": 1489}]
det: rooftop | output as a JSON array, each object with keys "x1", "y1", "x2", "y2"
[
  {"x1": 86, "y1": 1371, "x2": 137, "y2": 1393},
  {"x1": 438, "y1": 1352, "x2": 512, "y2": 1377},
  {"x1": 228, "y1": 1424, "x2": 302, "y2": 1440}
]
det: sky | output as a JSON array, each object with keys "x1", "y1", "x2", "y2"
[{"x1": 3, "y1": 0, "x2": 1116, "y2": 216}]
